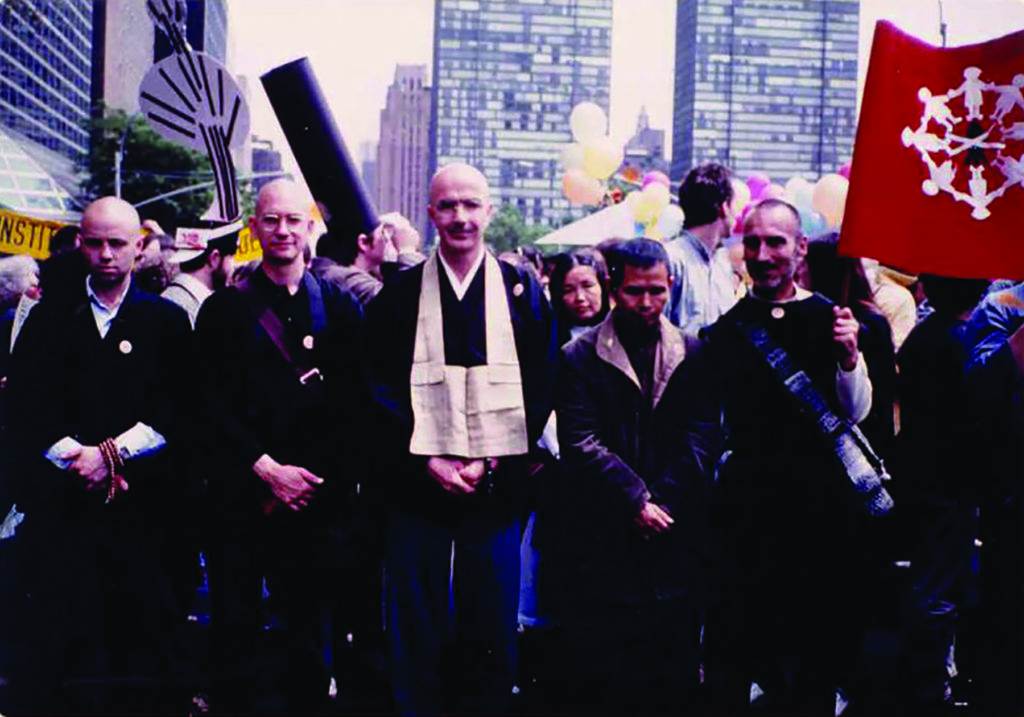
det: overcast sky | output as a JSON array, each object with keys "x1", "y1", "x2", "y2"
[{"x1": 227, "y1": 0, "x2": 1024, "y2": 174}]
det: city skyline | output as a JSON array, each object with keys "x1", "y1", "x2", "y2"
[
  {"x1": 376, "y1": 64, "x2": 431, "y2": 238},
  {"x1": 671, "y1": 0, "x2": 860, "y2": 181},
  {"x1": 431, "y1": 0, "x2": 613, "y2": 225},
  {"x1": 230, "y1": 0, "x2": 1024, "y2": 188}
]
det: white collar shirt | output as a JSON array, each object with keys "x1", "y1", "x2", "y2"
[{"x1": 86, "y1": 276, "x2": 132, "y2": 339}]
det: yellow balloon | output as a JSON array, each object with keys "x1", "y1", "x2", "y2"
[
  {"x1": 812, "y1": 173, "x2": 849, "y2": 229},
  {"x1": 562, "y1": 169, "x2": 605, "y2": 206},
  {"x1": 632, "y1": 192, "x2": 662, "y2": 225},
  {"x1": 582, "y1": 136, "x2": 624, "y2": 180},
  {"x1": 644, "y1": 182, "x2": 670, "y2": 212},
  {"x1": 730, "y1": 178, "x2": 751, "y2": 216},
  {"x1": 570, "y1": 102, "x2": 608, "y2": 143}
]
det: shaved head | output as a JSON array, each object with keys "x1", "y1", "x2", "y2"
[
  {"x1": 427, "y1": 163, "x2": 494, "y2": 259},
  {"x1": 78, "y1": 196, "x2": 144, "y2": 288},
  {"x1": 429, "y1": 163, "x2": 490, "y2": 203},
  {"x1": 81, "y1": 196, "x2": 141, "y2": 235},
  {"x1": 250, "y1": 178, "x2": 315, "y2": 267},
  {"x1": 744, "y1": 198, "x2": 802, "y2": 237},
  {"x1": 255, "y1": 178, "x2": 311, "y2": 215}
]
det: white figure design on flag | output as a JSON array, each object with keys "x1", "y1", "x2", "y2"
[
  {"x1": 917, "y1": 88, "x2": 960, "y2": 131},
  {"x1": 902, "y1": 126, "x2": 950, "y2": 154},
  {"x1": 948, "y1": 67, "x2": 987, "y2": 120},
  {"x1": 922, "y1": 156, "x2": 957, "y2": 196},
  {"x1": 995, "y1": 154, "x2": 1024, "y2": 188},
  {"x1": 946, "y1": 126, "x2": 1004, "y2": 157},
  {"x1": 906, "y1": 66, "x2": 1024, "y2": 221},
  {"x1": 992, "y1": 75, "x2": 1024, "y2": 124}
]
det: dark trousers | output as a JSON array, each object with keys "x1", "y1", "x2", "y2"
[
  {"x1": 4, "y1": 505, "x2": 183, "y2": 716},
  {"x1": 206, "y1": 509, "x2": 340, "y2": 714},
  {"x1": 386, "y1": 504, "x2": 521, "y2": 716},
  {"x1": 551, "y1": 598, "x2": 702, "y2": 716},
  {"x1": 976, "y1": 498, "x2": 1023, "y2": 716}
]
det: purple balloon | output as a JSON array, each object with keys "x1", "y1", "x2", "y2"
[
  {"x1": 838, "y1": 162, "x2": 852, "y2": 179},
  {"x1": 642, "y1": 170, "x2": 670, "y2": 190},
  {"x1": 746, "y1": 172, "x2": 771, "y2": 200}
]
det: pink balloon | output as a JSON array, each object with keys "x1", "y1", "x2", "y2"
[
  {"x1": 641, "y1": 170, "x2": 670, "y2": 190},
  {"x1": 837, "y1": 163, "x2": 852, "y2": 179},
  {"x1": 746, "y1": 172, "x2": 771, "y2": 201},
  {"x1": 732, "y1": 203, "x2": 754, "y2": 236}
]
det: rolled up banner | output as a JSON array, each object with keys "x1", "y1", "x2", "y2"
[{"x1": 260, "y1": 57, "x2": 378, "y2": 240}]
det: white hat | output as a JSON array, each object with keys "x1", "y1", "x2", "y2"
[{"x1": 169, "y1": 220, "x2": 243, "y2": 264}]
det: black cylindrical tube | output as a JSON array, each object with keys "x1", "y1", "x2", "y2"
[{"x1": 261, "y1": 57, "x2": 378, "y2": 238}]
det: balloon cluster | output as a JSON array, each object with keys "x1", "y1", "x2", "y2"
[
  {"x1": 623, "y1": 171, "x2": 684, "y2": 239},
  {"x1": 732, "y1": 162, "x2": 852, "y2": 237},
  {"x1": 561, "y1": 102, "x2": 624, "y2": 206}
]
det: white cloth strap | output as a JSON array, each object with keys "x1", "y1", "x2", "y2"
[{"x1": 408, "y1": 250, "x2": 529, "y2": 458}]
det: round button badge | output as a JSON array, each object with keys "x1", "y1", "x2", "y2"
[
  {"x1": 302, "y1": 335, "x2": 315, "y2": 350},
  {"x1": 770, "y1": 307, "x2": 785, "y2": 320},
  {"x1": 119, "y1": 340, "x2": 133, "y2": 354}
]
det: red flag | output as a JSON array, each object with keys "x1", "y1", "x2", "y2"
[{"x1": 841, "y1": 22, "x2": 1024, "y2": 279}]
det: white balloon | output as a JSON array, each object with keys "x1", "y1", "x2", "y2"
[
  {"x1": 655, "y1": 204, "x2": 686, "y2": 238},
  {"x1": 569, "y1": 102, "x2": 607, "y2": 143},
  {"x1": 561, "y1": 143, "x2": 585, "y2": 171}
]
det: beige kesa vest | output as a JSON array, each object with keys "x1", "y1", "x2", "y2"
[{"x1": 408, "y1": 250, "x2": 529, "y2": 458}]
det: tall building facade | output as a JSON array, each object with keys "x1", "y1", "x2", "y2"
[
  {"x1": 671, "y1": 0, "x2": 858, "y2": 182},
  {"x1": 432, "y1": 0, "x2": 613, "y2": 227},
  {"x1": 359, "y1": 140, "x2": 378, "y2": 212},
  {"x1": 377, "y1": 65, "x2": 430, "y2": 239},
  {"x1": 251, "y1": 136, "x2": 283, "y2": 193},
  {"x1": 94, "y1": 0, "x2": 228, "y2": 115},
  {"x1": 0, "y1": 0, "x2": 92, "y2": 161},
  {"x1": 91, "y1": 0, "x2": 154, "y2": 114}
]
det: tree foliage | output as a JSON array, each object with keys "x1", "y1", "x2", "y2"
[
  {"x1": 80, "y1": 108, "x2": 214, "y2": 232},
  {"x1": 485, "y1": 204, "x2": 548, "y2": 254}
]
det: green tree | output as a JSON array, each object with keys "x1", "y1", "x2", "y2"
[
  {"x1": 80, "y1": 108, "x2": 214, "y2": 232},
  {"x1": 485, "y1": 204, "x2": 548, "y2": 253}
]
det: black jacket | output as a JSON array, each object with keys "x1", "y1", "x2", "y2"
[
  {"x1": 364, "y1": 256, "x2": 556, "y2": 515},
  {"x1": 195, "y1": 268, "x2": 367, "y2": 519},
  {"x1": 550, "y1": 314, "x2": 719, "y2": 608},
  {"x1": 8, "y1": 283, "x2": 192, "y2": 514}
]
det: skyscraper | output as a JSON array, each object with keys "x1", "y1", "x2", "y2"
[
  {"x1": 0, "y1": 0, "x2": 92, "y2": 162},
  {"x1": 251, "y1": 136, "x2": 283, "y2": 193},
  {"x1": 671, "y1": 0, "x2": 859, "y2": 182},
  {"x1": 94, "y1": 0, "x2": 229, "y2": 116},
  {"x1": 432, "y1": 0, "x2": 613, "y2": 227},
  {"x1": 359, "y1": 140, "x2": 378, "y2": 215},
  {"x1": 377, "y1": 65, "x2": 430, "y2": 240}
]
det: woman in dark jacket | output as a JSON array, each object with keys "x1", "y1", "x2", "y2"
[{"x1": 547, "y1": 248, "x2": 610, "y2": 347}]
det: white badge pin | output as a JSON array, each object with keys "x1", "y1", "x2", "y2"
[
  {"x1": 513, "y1": 283, "x2": 524, "y2": 297},
  {"x1": 303, "y1": 335, "x2": 315, "y2": 350},
  {"x1": 771, "y1": 307, "x2": 785, "y2": 320},
  {"x1": 119, "y1": 339, "x2": 133, "y2": 354}
]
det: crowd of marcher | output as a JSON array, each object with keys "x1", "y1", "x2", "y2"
[{"x1": 0, "y1": 161, "x2": 1020, "y2": 717}]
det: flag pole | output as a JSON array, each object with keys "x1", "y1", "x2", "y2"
[{"x1": 937, "y1": 0, "x2": 948, "y2": 47}]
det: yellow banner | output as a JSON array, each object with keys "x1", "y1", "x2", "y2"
[
  {"x1": 234, "y1": 226, "x2": 263, "y2": 263},
  {"x1": 0, "y1": 208, "x2": 65, "y2": 260}
]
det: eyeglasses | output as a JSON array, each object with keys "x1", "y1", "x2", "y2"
[{"x1": 257, "y1": 213, "x2": 307, "y2": 231}]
